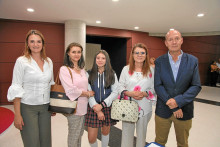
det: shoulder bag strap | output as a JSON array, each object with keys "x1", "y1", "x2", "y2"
[
  {"x1": 55, "y1": 70, "x2": 61, "y2": 85},
  {"x1": 66, "y1": 66, "x2": 73, "y2": 83}
]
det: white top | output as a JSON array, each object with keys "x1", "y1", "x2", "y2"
[
  {"x1": 216, "y1": 62, "x2": 220, "y2": 68},
  {"x1": 118, "y1": 65, "x2": 156, "y2": 117},
  {"x1": 217, "y1": 62, "x2": 220, "y2": 73},
  {"x1": 7, "y1": 56, "x2": 54, "y2": 105}
]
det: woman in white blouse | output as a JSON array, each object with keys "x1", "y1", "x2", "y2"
[
  {"x1": 118, "y1": 43, "x2": 156, "y2": 147},
  {"x1": 7, "y1": 30, "x2": 54, "y2": 147}
]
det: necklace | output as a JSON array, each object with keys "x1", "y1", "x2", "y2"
[{"x1": 74, "y1": 66, "x2": 81, "y2": 71}]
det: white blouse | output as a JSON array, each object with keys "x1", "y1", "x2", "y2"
[
  {"x1": 118, "y1": 65, "x2": 156, "y2": 117},
  {"x1": 7, "y1": 56, "x2": 54, "y2": 105}
]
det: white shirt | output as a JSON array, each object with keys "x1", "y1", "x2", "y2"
[
  {"x1": 217, "y1": 62, "x2": 220, "y2": 74},
  {"x1": 118, "y1": 65, "x2": 156, "y2": 117},
  {"x1": 7, "y1": 56, "x2": 54, "y2": 105}
]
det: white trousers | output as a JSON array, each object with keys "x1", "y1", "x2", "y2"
[{"x1": 121, "y1": 111, "x2": 152, "y2": 147}]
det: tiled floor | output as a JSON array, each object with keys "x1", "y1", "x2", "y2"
[{"x1": 0, "y1": 86, "x2": 220, "y2": 147}]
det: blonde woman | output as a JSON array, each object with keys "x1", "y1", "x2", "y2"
[{"x1": 7, "y1": 30, "x2": 54, "y2": 147}]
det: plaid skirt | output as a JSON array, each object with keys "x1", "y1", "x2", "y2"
[{"x1": 85, "y1": 105, "x2": 117, "y2": 128}]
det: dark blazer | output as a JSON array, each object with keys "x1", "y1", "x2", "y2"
[{"x1": 154, "y1": 53, "x2": 201, "y2": 120}]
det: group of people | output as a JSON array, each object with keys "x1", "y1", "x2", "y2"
[
  {"x1": 7, "y1": 29, "x2": 201, "y2": 147},
  {"x1": 208, "y1": 59, "x2": 220, "y2": 87}
]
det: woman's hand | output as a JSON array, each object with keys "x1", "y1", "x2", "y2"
[
  {"x1": 87, "y1": 91, "x2": 95, "y2": 98},
  {"x1": 51, "y1": 112, "x2": 56, "y2": 116},
  {"x1": 97, "y1": 111, "x2": 105, "y2": 121},
  {"x1": 81, "y1": 91, "x2": 95, "y2": 98},
  {"x1": 13, "y1": 98, "x2": 24, "y2": 130},
  {"x1": 14, "y1": 114, "x2": 24, "y2": 130},
  {"x1": 93, "y1": 104, "x2": 102, "y2": 112},
  {"x1": 132, "y1": 91, "x2": 144, "y2": 100}
]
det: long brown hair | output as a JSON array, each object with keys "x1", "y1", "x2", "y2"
[
  {"x1": 88, "y1": 50, "x2": 115, "y2": 88},
  {"x1": 63, "y1": 42, "x2": 85, "y2": 68},
  {"x1": 24, "y1": 30, "x2": 48, "y2": 62},
  {"x1": 128, "y1": 43, "x2": 151, "y2": 77}
]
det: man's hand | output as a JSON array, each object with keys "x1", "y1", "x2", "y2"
[
  {"x1": 173, "y1": 109, "x2": 183, "y2": 119},
  {"x1": 166, "y1": 98, "x2": 178, "y2": 109}
]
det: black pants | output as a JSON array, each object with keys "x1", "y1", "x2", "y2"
[{"x1": 210, "y1": 71, "x2": 218, "y2": 87}]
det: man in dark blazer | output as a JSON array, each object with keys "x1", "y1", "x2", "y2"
[{"x1": 154, "y1": 29, "x2": 201, "y2": 147}]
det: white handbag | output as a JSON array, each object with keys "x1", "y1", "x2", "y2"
[{"x1": 111, "y1": 93, "x2": 139, "y2": 123}]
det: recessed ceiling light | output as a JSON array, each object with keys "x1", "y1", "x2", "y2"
[
  {"x1": 170, "y1": 28, "x2": 174, "y2": 31},
  {"x1": 27, "y1": 8, "x2": 34, "y2": 12},
  {"x1": 96, "y1": 20, "x2": 101, "y2": 24},
  {"x1": 197, "y1": 13, "x2": 204, "y2": 17},
  {"x1": 112, "y1": 0, "x2": 119, "y2": 2},
  {"x1": 134, "y1": 26, "x2": 139, "y2": 30}
]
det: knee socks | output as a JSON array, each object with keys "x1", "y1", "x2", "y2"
[
  {"x1": 90, "y1": 140, "x2": 98, "y2": 147},
  {"x1": 89, "y1": 134, "x2": 109, "y2": 147},
  {"x1": 101, "y1": 134, "x2": 109, "y2": 147}
]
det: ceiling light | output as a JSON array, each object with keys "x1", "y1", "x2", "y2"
[
  {"x1": 27, "y1": 8, "x2": 34, "y2": 12},
  {"x1": 197, "y1": 13, "x2": 204, "y2": 17},
  {"x1": 134, "y1": 27, "x2": 139, "y2": 30},
  {"x1": 96, "y1": 20, "x2": 101, "y2": 24},
  {"x1": 169, "y1": 28, "x2": 174, "y2": 31},
  {"x1": 112, "y1": 0, "x2": 119, "y2": 2}
]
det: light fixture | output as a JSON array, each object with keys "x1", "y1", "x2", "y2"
[
  {"x1": 197, "y1": 13, "x2": 204, "y2": 17},
  {"x1": 112, "y1": 0, "x2": 119, "y2": 2},
  {"x1": 169, "y1": 28, "x2": 174, "y2": 31},
  {"x1": 96, "y1": 20, "x2": 101, "y2": 24},
  {"x1": 134, "y1": 26, "x2": 139, "y2": 30},
  {"x1": 27, "y1": 8, "x2": 34, "y2": 12}
]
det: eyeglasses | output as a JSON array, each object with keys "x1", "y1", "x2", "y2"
[{"x1": 133, "y1": 51, "x2": 146, "y2": 55}]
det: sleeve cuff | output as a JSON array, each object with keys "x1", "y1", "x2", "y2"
[
  {"x1": 7, "y1": 84, "x2": 25, "y2": 102},
  {"x1": 171, "y1": 107, "x2": 179, "y2": 112},
  {"x1": 101, "y1": 101, "x2": 107, "y2": 108}
]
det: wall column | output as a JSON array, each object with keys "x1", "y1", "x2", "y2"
[{"x1": 65, "y1": 20, "x2": 86, "y2": 57}]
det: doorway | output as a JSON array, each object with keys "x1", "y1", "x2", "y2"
[{"x1": 86, "y1": 35, "x2": 127, "y2": 78}]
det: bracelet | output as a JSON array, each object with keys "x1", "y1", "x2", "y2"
[
  {"x1": 88, "y1": 92, "x2": 90, "y2": 98},
  {"x1": 100, "y1": 101, "x2": 107, "y2": 108},
  {"x1": 146, "y1": 91, "x2": 149, "y2": 97},
  {"x1": 100, "y1": 103, "x2": 104, "y2": 108}
]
